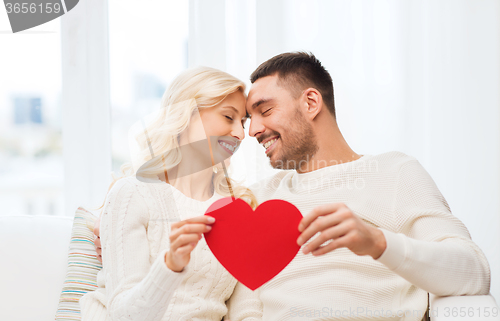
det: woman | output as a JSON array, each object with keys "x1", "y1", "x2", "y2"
[{"x1": 79, "y1": 67, "x2": 262, "y2": 321}]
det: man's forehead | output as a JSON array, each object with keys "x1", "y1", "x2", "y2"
[{"x1": 247, "y1": 75, "x2": 279, "y2": 107}]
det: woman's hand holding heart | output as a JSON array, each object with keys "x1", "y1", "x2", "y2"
[{"x1": 165, "y1": 215, "x2": 215, "y2": 272}]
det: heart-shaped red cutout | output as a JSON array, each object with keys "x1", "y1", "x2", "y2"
[{"x1": 204, "y1": 197, "x2": 302, "y2": 290}]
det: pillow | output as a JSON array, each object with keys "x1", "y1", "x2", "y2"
[{"x1": 54, "y1": 207, "x2": 103, "y2": 320}]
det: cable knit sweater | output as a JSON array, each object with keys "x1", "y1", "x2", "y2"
[
  {"x1": 78, "y1": 176, "x2": 260, "y2": 321},
  {"x1": 226, "y1": 151, "x2": 491, "y2": 321}
]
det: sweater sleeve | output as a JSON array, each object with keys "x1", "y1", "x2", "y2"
[
  {"x1": 375, "y1": 159, "x2": 491, "y2": 296},
  {"x1": 225, "y1": 282, "x2": 263, "y2": 321},
  {"x1": 99, "y1": 179, "x2": 186, "y2": 321}
]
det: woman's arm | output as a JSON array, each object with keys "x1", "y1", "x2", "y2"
[{"x1": 99, "y1": 178, "x2": 186, "y2": 321}]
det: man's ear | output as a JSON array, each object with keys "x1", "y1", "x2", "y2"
[{"x1": 302, "y1": 88, "x2": 323, "y2": 120}]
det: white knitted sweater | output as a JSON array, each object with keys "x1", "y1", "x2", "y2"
[
  {"x1": 226, "y1": 151, "x2": 490, "y2": 321},
  {"x1": 79, "y1": 176, "x2": 260, "y2": 321}
]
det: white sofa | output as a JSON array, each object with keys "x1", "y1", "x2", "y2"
[
  {"x1": 0, "y1": 215, "x2": 73, "y2": 321},
  {"x1": 429, "y1": 293, "x2": 500, "y2": 321},
  {"x1": 0, "y1": 215, "x2": 498, "y2": 321}
]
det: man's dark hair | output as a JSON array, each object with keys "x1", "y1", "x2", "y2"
[{"x1": 250, "y1": 52, "x2": 335, "y2": 118}]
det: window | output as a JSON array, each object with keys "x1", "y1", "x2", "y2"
[{"x1": 0, "y1": 19, "x2": 63, "y2": 216}]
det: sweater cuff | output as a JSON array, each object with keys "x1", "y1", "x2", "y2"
[
  {"x1": 375, "y1": 228, "x2": 407, "y2": 270},
  {"x1": 138, "y1": 248, "x2": 187, "y2": 302}
]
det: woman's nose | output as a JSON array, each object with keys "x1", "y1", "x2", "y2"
[{"x1": 232, "y1": 123, "x2": 245, "y2": 141}]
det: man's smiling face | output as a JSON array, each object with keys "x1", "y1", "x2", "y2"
[{"x1": 246, "y1": 74, "x2": 318, "y2": 169}]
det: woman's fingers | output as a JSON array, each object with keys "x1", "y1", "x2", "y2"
[
  {"x1": 94, "y1": 234, "x2": 101, "y2": 248},
  {"x1": 166, "y1": 242, "x2": 197, "y2": 272},
  {"x1": 175, "y1": 242, "x2": 198, "y2": 255},
  {"x1": 167, "y1": 239, "x2": 199, "y2": 272},
  {"x1": 169, "y1": 223, "x2": 211, "y2": 242},
  {"x1": 170, "y1": 233, "x2": 202, "y2": 252},
  {"x1": 167, "y1": 216, "x2": 215, "y2": 272},
  {"x1": 93, "y1": 217, "x2": 102, "y2": 263},
  {"x1": 171, "y1": 215, "x2": 215, "y2": 229},
  {"x1": 93, "y1": 217, "x2": 101, "y2": 237}
]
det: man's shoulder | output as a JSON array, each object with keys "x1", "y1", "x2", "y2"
[
  {"x1": 368, "y1": 151, "x2": 419, "y2": 173},
  {"x1": 366, "y1": 151, "x2": 438, "y2": 188}
]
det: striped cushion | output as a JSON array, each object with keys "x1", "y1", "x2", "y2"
[{"x1": 55, "y1": 207, "x2": 103, "y2": 320}]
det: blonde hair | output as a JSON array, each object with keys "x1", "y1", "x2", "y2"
[{"x1": 94, "y1": 66, "x2": 257, "y2": 212}]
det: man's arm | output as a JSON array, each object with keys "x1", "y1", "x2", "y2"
[
  {"x1": 375, "y1": 226, "x2": 490, "y2": 296},
  {"x1": 375, "y1": 159, "x2": 490, "y2": 296},
  {"x1": 297, "y1": 159, "x2": 490, "y2": 296}
]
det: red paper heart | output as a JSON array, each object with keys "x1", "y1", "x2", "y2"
[{"x1": 204, "y1": 197, "x2": 302, "y2": 290}]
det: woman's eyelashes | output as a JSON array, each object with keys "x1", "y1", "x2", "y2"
[{"x1": 224, "y1": 113, "x2": 246, "y2": 129}]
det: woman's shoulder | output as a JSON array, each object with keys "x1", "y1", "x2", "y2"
[
  {"x1": 120, "y1": 175, "x2": 180, "y2": 208},
  {"x1": 111, "y1": 175, "x2": 164, "y2": 192},
  {"x1": 112, "y1": 175, "x2": 206, "y2": 212},
  {"x1": 108, "y1": 176, "x2": 139, "y2": 195},
  {"x1": 106, "y1": 175, "x2": 163, "y2": 205}
]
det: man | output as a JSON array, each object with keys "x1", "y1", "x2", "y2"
[{"x1": 224, "y1": 52, "x2": 490, "y2": 321}]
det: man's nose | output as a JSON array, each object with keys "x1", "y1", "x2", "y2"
[{"x1": 248, "y1": 117, "x2": 265, "y2": 138}]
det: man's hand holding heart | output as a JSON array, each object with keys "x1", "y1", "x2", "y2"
[{"x1": 297, "y1": 203, "x2": 387, "y2": 260}]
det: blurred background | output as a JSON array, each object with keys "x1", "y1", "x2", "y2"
[{"x1": 0, "y1": 0, "x2": 498, "y2": 300}]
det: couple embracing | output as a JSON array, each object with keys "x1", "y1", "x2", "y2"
[{"x1": 80, "y1": 52, "x2": 490, "y2": 321}]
